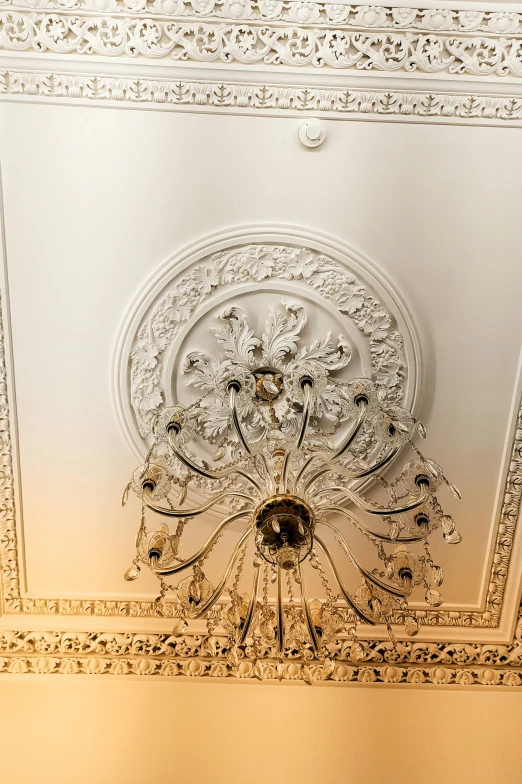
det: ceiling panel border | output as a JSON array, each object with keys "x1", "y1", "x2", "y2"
[{"x1": 0, "y1": 217, "x2": 521, "y2": 634}]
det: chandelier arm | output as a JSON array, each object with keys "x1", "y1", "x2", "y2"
[
  {"x1": 316, "y1": 522, "x2": 409, "y2": 598},
  {"x1": 294, "y1": 402, "x2": 367, "y2": 493},
  {"x1": 280, "y1": 381, "x2": 313, "y2": 493},
  {"x1": 229, "y1": 385, "x2": 274, "y2": 494},
  {"x1": 297, "y1": 561, "x2": 321, "y2": 655},
  {"x1": 300, "y1": 445, "x2": 401, "y2": 499},
  {"x1": 352, "y1": 446, "x2": 400, "y2": 479},
  {"x1": 186, "y1": 529, "x2": 254, "y2": 619},
  {"x1": 314, "y1": 535, "x2": 375, "y2": 625},
  {"x1": 167, "y1": 430, "x2": 263, "y2": 495},
  {"x1": 229, "y1": 384, "x2": 253, "y2": 457},
  {"x1": 318, "y1": 506, "x2": 427, "y2": 544},
  {"x1": 331, "y1": 399, "x2": 368, "y2": 460},
  {"x1": 296, "y1": 380, "x2": 313, "y2": 451},
  {"x1": 142, "y1": 490, "x2": 257, "y2": 518},
  {"x1": 276, "y1": 567, "x2": 285, "y2": 654},
  {"x1": 313, "y1": 484, "x2": 430, "y2": 516},
  {"x1": 237, "y1": 564, "x2": 261, "y2": 646},
  {"x1": 148, "y1": 511, "x2": 251, "y2": 576}
]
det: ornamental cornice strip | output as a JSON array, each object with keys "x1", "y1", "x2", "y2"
[
  {"x1": 4, "y1": 1, "x2": 522, "y2": 37},
  {"x1": 2, "y1": 71, "x2": 522, "y2": 126},
  {"x1": 0, "y1": 613, "x2": 521, "y2": 684},
  {"x1": 2, "y1": 13, "x2": 522, "y2": 78}
]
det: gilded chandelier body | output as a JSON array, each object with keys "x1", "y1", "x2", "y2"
[{"x1": 123, "y1": 303, "x2": 461, "y2": 659}]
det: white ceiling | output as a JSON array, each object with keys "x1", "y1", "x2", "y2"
[{"x1": 0, "y1": 100, "x2": 521, "y2": 644}]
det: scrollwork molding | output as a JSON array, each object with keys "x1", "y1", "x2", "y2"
[
  {"x1": 2, "y1": 13, "x2": 522, "y2": 78},
  {"x1": 1, "y1": 613, "x2": 522, "y2": 685}
]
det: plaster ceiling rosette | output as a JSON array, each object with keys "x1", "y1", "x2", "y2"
[{"x1": 114, "y1": 226, "x2": 422, "y2": 513}]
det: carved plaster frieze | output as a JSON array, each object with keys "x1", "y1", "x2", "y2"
[
  {"x1": 1, "y1": 610, "x2": 522, "y2": 685},
  {"x1": 2, "y1": 71, "x2": 522, "y2": 126},
  {"x1": 3, "y1": 1, "x2": 522, "y2": 37},
  {"x1": 2, "y1": 13, "x2": 522, "y2": 78}
]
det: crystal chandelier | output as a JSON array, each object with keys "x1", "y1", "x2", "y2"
[{"x1": 123, "y1": 303, "x2": 461, "y2": 660}]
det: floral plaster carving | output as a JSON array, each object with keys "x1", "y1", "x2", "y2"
[
  {"x1": 1, "y1": 13, "x2": 522, "y2": 78},
  {"x1": 127, "y1": 244, "x2": 407, "y2": 443},
  {"x1": 2, "y1": 71, "x2": 522, "y2": 126}
]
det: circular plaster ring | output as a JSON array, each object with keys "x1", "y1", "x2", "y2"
[
  {"x1": 298, "y1": 118, "x2": 326, "y2": 148},
  {"x1": 113, "y1": 226, "x2": 423, "y2": 487}
]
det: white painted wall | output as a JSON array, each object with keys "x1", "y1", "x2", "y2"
[{"x1": 1, "y1": 678, "x2": 521, "y2": 784}]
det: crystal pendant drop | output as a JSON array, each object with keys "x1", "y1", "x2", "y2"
[
  {"x1": 386, "y1": 623, "x2": 397, "y2": 647},
  {"x1": 425, "y1": 588, "x2": 444, "y2": 607},
  {"x1": 226, "y1": 647, "x2": 240, "y2": 667},
  {"x1": 260, "y1": 622, "x2": 275, "y2": 640},
  {"x1": 416, "y1": 420, "x2": 427, "y2": 438},
  {"x1": 441, "y1": 515, "x2": 455, "y2": 535},
  {"x1": 322, "y1": 657, "x2": 335, "y2": 680},
  {"x1": 227, "y1": 605, "x2": 242, "y2": 627},
  {"x1": 431, "y1": 565, "x2": 444, "y2": 586},
  {"x1": 301, "y1": 665, "x2": 313, "y2": 686},
  {"x1": 124, "y1": 564, "x2": 140, "y2": 581},
  {"x1": 389, "y1": 521, "x2": 400, "y2": 541},
  {"x1": 405, "y1": 616, "x2": 420, "y2": 636},
  {"x1": 253, "y1": 660, "x2": 265, "y2": 681},
  {"x1": 189, "y1": 580, "x2": 201, "y2": 602},
  {"x1": 444, "y1": 530, "x2": 462, "y2": 544},
  {"x1": 447, "y1": 481, "x2": 462, "y2": 500},
  {"x1": 171, "y1": 617, "x2": 188, "y2": 637}
]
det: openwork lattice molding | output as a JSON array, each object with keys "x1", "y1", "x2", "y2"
[
  {"x1": 2, "y1": 13, "x2": 522, "y2": 78},
  {"x1": 4, "y1": 1, "x2": 522, "y2": 36},
  {"x1": 1, "y1": 613, "x2": 522, "y2": 685},
  {"x1": 3, "y1": 71, "x2": 522, "y2": 126}
]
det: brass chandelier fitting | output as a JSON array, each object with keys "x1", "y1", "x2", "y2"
[{"x1": 122, "y1": 304, "x2": 461, "y2": 660}]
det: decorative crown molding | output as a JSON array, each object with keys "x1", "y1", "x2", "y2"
[
  {"x1": 1, "y1": 12, "x2": 522, "y2": 79},
  {"x1": 2, "y1": 71, "x2": 522, "y2": 127},
  {"x1": 1, "y1": 607, "x2": 522, "y2": 685}
]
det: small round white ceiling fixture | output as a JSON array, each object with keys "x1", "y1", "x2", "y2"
[{"x1": 298, "y1": 118, "x2": 326, "y2": 148}]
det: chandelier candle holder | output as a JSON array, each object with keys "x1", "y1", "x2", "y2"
[{"x1": 122, "y1": 303, "x2": 461, "y2": 669}]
